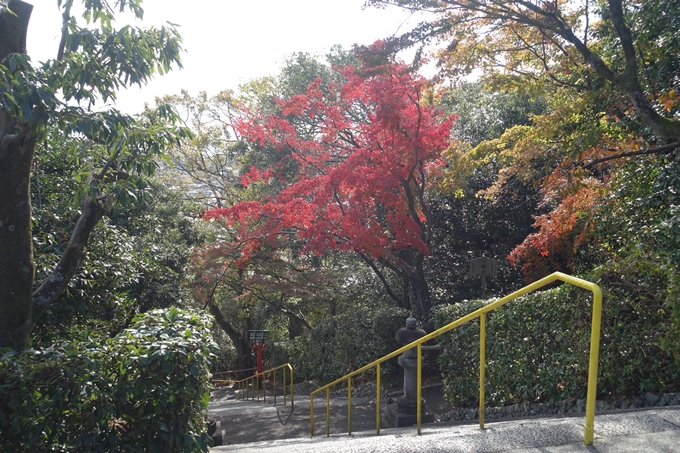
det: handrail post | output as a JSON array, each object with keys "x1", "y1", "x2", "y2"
[
  {"x1": 479, "y1": 313, "x2": 486, "y2": 429},
  {"x1": 310, "y1": 393, "x2": 315, "y2": 437},
  {"x1": 326, "y1": 388, "x2": 331, "y2": 437},
  {"x1": 348, "y1": 377, "x2": 352, "y2": 435},
  {"x1": 417, "y1": 343, "x2": 422, "y2": 435},
  {"x1": 584, "y1": 287, "x2": 603, "y2": 445},
  {"x1": 290, "y1": 366, "x2": 294, "y2": 411},
  {"x1": 376, "y1": 362, "x2": 381, "y2": 435}
]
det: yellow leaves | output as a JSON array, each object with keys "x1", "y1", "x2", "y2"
[
  {"x1": 438, "y1": 124, "x2": 535, "y2": 197},
  {"x1": 622, "y1": 136, "x2": 643, "y2": 152},
  {"x1": 438, "y1": 141, "x2": 474, "y2": 195},
  {"x1": 657, "y1": 89, "x2": 679, "y2": 112}
]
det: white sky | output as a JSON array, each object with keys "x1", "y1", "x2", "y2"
[{"x1": 26, "y1": 0, "x2": 430, "y2": 113}]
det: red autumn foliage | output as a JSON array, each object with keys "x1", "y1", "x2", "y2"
[{"x1": 204, "y1": 63, "x2": 455, "y2": 312}]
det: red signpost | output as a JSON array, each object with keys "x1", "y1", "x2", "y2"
[{"x1": 249, "y1": 330, "x2": 268, "y2": 383}]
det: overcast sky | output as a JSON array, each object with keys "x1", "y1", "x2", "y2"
[{"x1": 26, "y1": 0, "x2": 429, "y2": 113}]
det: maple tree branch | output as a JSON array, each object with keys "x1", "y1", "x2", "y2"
[
  {"x1": 510, "y1": 26, "x2": 583, "y2": 89},
  {"x1": 357, "y1": 251, "x2": 405, "y2": 307},
  {"x1": 583, "y1": 142, "x2": 680, "y2": 169},
  {"x1": 249, "y1": 288, "x2": 313, "y2": 330},
  {"x1": 401, "y1": 178, "x2": 425, "y2": 233},
  {"x1": 333, "y1": 191, "x2": 346, "y2": 216}
]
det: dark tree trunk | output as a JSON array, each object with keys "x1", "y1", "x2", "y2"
[
  {"x1": 209, "y1": 302, "x2": 253, "y2": 379},
  {"x1": 0, "y1": 1, "x2": 34, "y2": 350},
  {"x1": 412, "y1": 253, "x2": 431, "y2": 315},
  {"x1": 0, "y1": 126, "x2": 36, "y2": 350},
  {"x1": 0, "y1": 2, "x2": 112, "y2": 350}
]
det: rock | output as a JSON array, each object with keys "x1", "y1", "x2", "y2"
[
  {"x1": 669, "y1": 394, "x2": 680, "y2": 406},
  {"x1": 645, "y1": 392, "x2": 659, "y2": 406},
  {"x1": 632, "y1": 396, "x2": 645, "y2": 408},
  {"x1": 576, "y1": 399, "x2": 585, "y2": 413}
]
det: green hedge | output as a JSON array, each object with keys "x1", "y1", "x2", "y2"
[
  {"x1": 0, "y1": 308, "x2": 217, "y2": 453},
  {"x1": 269, "y1": 306, "x2": 408, "y2": 385},
  {"x1": 434, "y1": 265, "x2": 680, "y2": 408}
]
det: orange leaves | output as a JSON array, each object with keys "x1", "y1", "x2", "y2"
[
  {"x1": 658, "y1": 89, "x2": 679, "y2": 112},
  {"x1": 508, "y1": 182, "x2": 605, "y2": 282}
]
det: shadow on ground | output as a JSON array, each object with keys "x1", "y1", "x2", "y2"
[{"x1": 209, "y1": 383, "x2": 454, "y2": 446}]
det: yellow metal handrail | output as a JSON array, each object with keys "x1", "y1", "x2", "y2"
[
  {"x1": 230, "y1": 363, "x2": 294, "y2": 410},
  {"x1": 309, "y1": 272, "x2": 602, "y2": 445}
]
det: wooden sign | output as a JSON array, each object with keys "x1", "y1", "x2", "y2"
[{"x1": 469, "y1": 256, "x2": 498, "y2": 277}]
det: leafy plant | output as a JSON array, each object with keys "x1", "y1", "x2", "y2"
[
  {"x1": 435, "y1": 274, "x2": 680, "y2": 408},
  {"x1": 0, "y1": 308, "x2": 217, "y2": 453},
  {"x1": 269, "y1": 306, "x2": 407, "y2": 386}
]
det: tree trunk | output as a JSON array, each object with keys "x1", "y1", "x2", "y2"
[
  {"x1": 0, "y1": 0, "x2": 34, "y2": 350},
  {"x1": 209, "y1": 302, "x2": 253, "y2": 379},
  {"x1": 412, "y1": 253, "x2": 431, "y2": 315},
  {"x1": 0, "y1": 126, "x2": 36, "y2": 350}
]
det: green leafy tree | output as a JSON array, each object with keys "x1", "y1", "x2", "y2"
[{"x1": 0, "y1": 0, "x2": 187, "y2": 350}]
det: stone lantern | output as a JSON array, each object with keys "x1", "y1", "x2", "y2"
[{"x1": 387, "y1": 313, "x2": 435, "y2": 427}]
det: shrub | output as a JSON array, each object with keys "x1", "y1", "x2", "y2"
[
  {"x1": 434, "y1": 267, "x2": 680, "y2": 408},
  {"x1": 269, "y1": 306, "x2": 408, "y2": 386},
  {"x1": 0, "y1": 308, "x2": 217, "y2": 453}
]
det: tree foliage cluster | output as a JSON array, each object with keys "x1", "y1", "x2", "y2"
[
  {"x1": 0, "y1": 0, "x2": 188, "y2": 350},
  {"x1": 0, "y1": 308, "x2": 217, "y2": 453},
  {"x1": 1, "y1": 2, "x2": 217, "y2": 449},
  {"x1": 358, "y1": 0, "x2": 680, "y2": 397}
]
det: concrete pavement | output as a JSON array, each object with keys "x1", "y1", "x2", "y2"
[{"x1": 211, "y1": 407, "x2": 680, "y2": 452}]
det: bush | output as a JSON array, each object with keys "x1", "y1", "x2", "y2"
[
  {"x1": 434, "y1": 267, "x2": 680, "y2": 408},
  {"x1": 0, "y1": 308, "x2": 217, "y2": 453},
  {"x1": 269, "y1": 306, "x2": 408, "y2": 386}
]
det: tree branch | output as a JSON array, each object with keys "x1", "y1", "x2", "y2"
[
  {"x1": 357, "y1": 251, "x2": 405, "y2": 307},
  {"x1": 583, "y1": 142, "x2": 680, "y2": 169},
  {"x1": 56, "y1": 0, "x2": 73, "y2": 62},
  {"x1": 32, "y1": 196, "x2": 105, "y2": 319}
]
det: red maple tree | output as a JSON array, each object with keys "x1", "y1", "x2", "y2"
[{"x1": 205, "y1": 63, "x2": 455, "y2": 314}]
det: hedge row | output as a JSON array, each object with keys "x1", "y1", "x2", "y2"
[
  {"x1": 269, "y1": 306, "x2": 408, "y2": 386},
  {"x1": 434, "y1": 262, "x2": 680, "y2": 408},
  {"x1": 0, "y1": 308, "x2": 217, "y2": 453}
]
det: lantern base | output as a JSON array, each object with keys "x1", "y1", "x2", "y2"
[{"x1": 385, "y1": 399, "x2": 435, "y2": 427}]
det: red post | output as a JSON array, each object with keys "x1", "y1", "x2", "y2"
[{"x1": 253, "y1": 343, "x2": 265, "y2": 374}]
